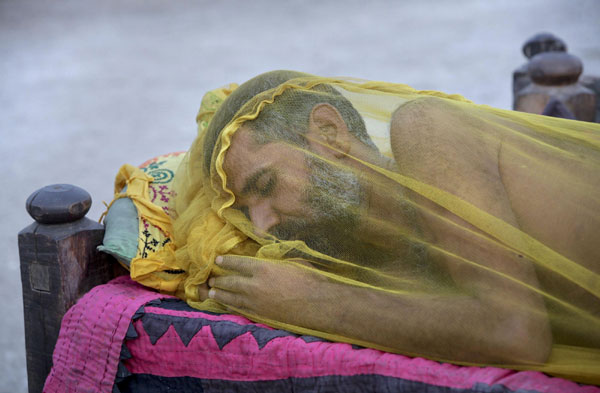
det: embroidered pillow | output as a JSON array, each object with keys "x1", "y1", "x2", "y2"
[
  {"x1": 99, "y1": 151, "x2": 185, "y2": 269},
  {"x1": 99, "y1": 82, "x2": 239, "y2": 293}
]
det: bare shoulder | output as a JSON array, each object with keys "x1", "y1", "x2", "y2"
[
  {"x1": 391, "y1": 97, "x2": 494, "y2": 174},
  {"x1": 390, "y1": 96, "x2": 514, "y2": 223}
]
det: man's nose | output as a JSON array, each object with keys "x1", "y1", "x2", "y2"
[{"x1": 248, "y1": 200, "x2": 279, "y2": 234}]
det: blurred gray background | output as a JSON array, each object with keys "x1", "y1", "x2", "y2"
[{"x1": 1, "y1": 0, "x2": 599, "y2": 391}]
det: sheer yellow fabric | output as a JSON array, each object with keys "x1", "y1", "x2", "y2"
[{"x1": 141, "y1": 71, "x2": 600, "y2": 384}]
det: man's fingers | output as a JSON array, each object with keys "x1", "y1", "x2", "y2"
[
  {"x1": 198, "y1": 282, "x2": 210, "y2": 301},
  {"x1": 209, "y1": 275, "x2": 251, "y2": 293},
  {"x1": 216, "y1": 255, "x2": 262, "y2": 276},
  {"x1": 208, "y1": 287, "x2": 247, "y2": 309}
]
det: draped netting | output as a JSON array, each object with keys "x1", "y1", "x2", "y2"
[{"x1": 134, "y1": 71, "x2": 600, "y2": 384}]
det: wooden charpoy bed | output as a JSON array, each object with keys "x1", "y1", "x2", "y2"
[{"x1": 18, "y1": 34, "x2": 600, "y2": 393}]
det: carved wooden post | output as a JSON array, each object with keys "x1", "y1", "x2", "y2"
[
  {"x1": 514, "y1": 52, "x2": 596, "y2": 122},
  {"x1": 18, "y1": 184, "x2": 125, "y2": 393},
  {"x1": 512, "y1": 32, "x2": 567, "y2": 108},
  {"x1": 581, "y1": 75, "x2": 600, "y2": 122}
]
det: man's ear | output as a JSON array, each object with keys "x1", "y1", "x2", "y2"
[{"x1": 307, "y1": 103, "x2": 351, "y2": 158}]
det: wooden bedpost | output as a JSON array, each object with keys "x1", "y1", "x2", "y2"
[
  {"x1": 512, "y1": 32, "x2": 567, "y2": 107},
  {"x1": 514, "y1": 51, "x2": 596, "y2": 122},
  {"x1": 18, "y1": 184, "x2": 126, "y2": 393},
  {"x1": 513, "y1": 33, "x2": 599, "y2": 122}
]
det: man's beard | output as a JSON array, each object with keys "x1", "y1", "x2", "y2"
[
  {"x1": 267, "y1": 153, "x2": 430, "y2": 275},
  {"x1": 269, "y1": 155, "x2": 363, "y2": 260}
]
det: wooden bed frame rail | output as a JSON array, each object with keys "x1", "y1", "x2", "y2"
[{"x1": 18, "y1": 184, "x2": 126, "y2": 393}]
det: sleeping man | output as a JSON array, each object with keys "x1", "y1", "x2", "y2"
[{"x1": 184, "y1": 71, "x2": 599, "y2": 377}]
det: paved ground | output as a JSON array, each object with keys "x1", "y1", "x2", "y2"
[{"x1": 1, "y1": 0, "x2": 598, "y2": 391}]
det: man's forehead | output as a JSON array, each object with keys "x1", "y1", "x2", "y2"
[
  {"x1": 227, "y1": 125, "x2": 260, "y2": 154},
  {"x1": 223, "y1": 124, "x2": 310, "y2": 193}
]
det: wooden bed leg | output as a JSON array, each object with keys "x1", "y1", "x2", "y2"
[{"x1": 18, "y1": 184, "x2": 126, "y2": 393}]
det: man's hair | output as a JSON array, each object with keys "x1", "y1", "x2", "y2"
[
  {"x1": 246, "y1": 84, "x2": 374, "y2": 150},
  {"x1": 202, "y1": 70, "x2": 373, "y2": 175},
  {"x1": 203, "y1": 70, "x2": 309, "y2": 175}
]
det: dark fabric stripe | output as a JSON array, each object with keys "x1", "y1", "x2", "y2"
[
  {"x1": 117, "y1": 374, "x2": 204, "y2": 392},
  {"x1": 149, "y1": 298, "x2": 214, "y2": 313},
  {"x1": 141, "y1": 298, "x2": 326, "y2": 347},
  {"x1": 116, "y1": 373, "x2": 540, "y2": 393}
]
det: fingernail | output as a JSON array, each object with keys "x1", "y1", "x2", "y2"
[
  {"x1": 215, "y1": 256, "x2": 223, "y2": 265},
  {"x1": 208, "y1": 278, "x2": 215, "y2": 287},
  {"x1": 208, "y1": 289, "x2": 216, "y2": 299}
]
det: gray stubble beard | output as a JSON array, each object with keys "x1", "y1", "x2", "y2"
[
  {"x1": 269, "y1": 154, "x2": 363, "y2": 261},
  {"x1": 268, "y1": 153, "x2": 432, "y2": 277}
]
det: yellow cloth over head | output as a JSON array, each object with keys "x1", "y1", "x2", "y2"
[{"x1": 134, "y1": 71, "x2": 600, "y2": 384}]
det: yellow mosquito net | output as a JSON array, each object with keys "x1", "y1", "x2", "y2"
[{"x1": 121, "y1": 70, "x2": 600, "y2": 384}]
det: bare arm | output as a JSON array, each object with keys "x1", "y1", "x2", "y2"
[
  {"x1": 208, "y1": 247, "x2": 550, "y2": 365},
  {"x1": 385, "y1": 96, "x2": 551, "y2": 363}
]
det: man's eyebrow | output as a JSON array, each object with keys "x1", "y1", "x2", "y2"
[{"x1": 241, "y1": 168, "x2": 271, "y2": 196}]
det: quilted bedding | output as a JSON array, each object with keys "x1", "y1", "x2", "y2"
[{"x1": 44, "y1": 276, "x2": 599, "y2": 393}]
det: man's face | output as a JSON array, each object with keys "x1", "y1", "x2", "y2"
[{"x1": 223, "y1": 125, "x2": 362, "y2": 255}]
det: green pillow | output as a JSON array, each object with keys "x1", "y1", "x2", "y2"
[
  {"x1": 97, "y1": 196, "x2": 138, "y2": 269},
  {"x1": 98, "y1": 151, "x2": 186, "y2": 269}
]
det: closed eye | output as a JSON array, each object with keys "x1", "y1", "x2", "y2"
[
  {"x1": 242, "y1": 168, "x2": 277, "y2": 197},
  {"x1": 258, "y1": 175, "x2": 276, "y2": 197}
]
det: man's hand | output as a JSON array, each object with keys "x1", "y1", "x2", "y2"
[
  {"x1": 205, "y1": 255, "x2": 334, "y2": 327},
  {"x1": 200, "y1": 252, "x2": 551, "y2": 365}
]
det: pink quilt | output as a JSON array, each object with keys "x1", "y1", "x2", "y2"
[{"x1": 44, "y1": 276, "x2": 599, "y2": 393}]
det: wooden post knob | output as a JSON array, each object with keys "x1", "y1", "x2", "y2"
[
  {"x1": 522, "y1": 32, "x2": 567, "y2": 59},
  {"x1": 528, "y1": 52, "x2": 583, "y2": 86},
  {"x1": 25, "y1": 184, "x2": 92, "y2": 224}
]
